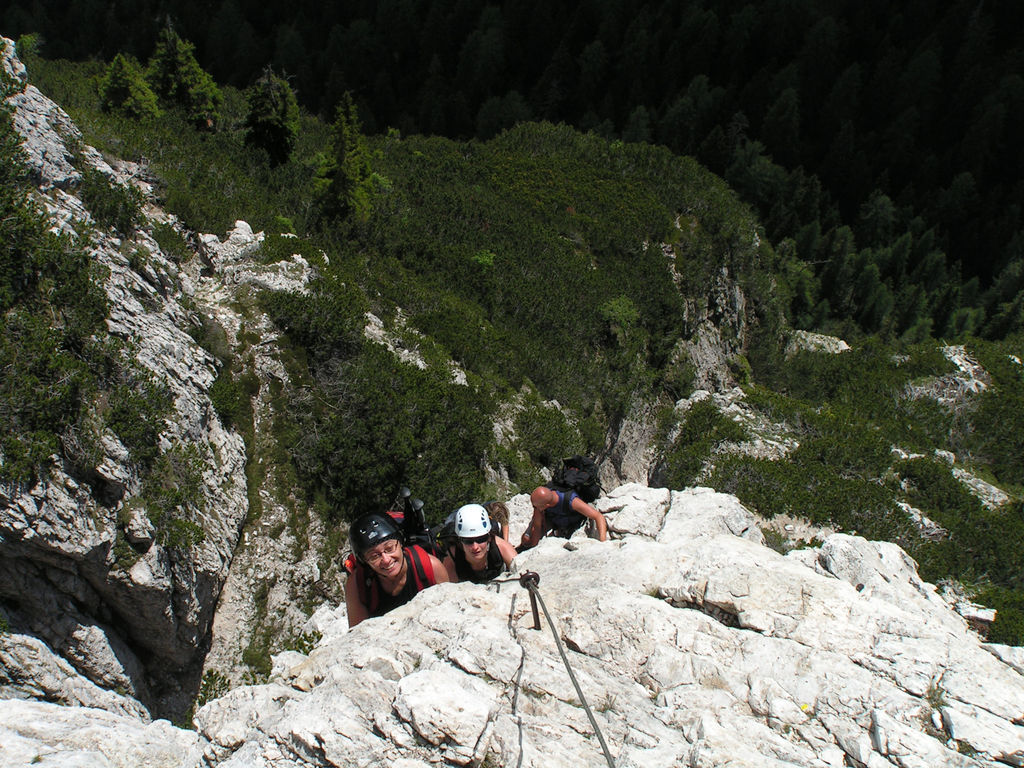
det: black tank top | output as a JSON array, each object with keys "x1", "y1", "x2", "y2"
[
  {"x1": 369, "y1": 547, "x2": 436, "y2": 617},
  {"x1": 451, "y1": 540, "x2": 506, "y2": 583}
]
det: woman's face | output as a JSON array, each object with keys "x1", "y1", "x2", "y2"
[
  {"x1": 364, "y1": 539, "x2": 404, "y2": 578},
  {"x1": 460, "y1": 534, "x2": 489, "y2": 565}
]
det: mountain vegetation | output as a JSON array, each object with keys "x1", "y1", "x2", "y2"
[
  {"x1": 3, "y1": 17, "x2": 1023, "y2": 671},
  {"x1": 5, "y1": 0, "x2": 1023, "y2": 343}
]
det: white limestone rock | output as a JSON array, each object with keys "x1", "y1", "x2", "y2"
[
  {"x1": 785, "y1": 330, "x2": 851, "y2": 357},
  {"x1": 7, "y1": 484, "x2": 1024, "y2": 767},
  {"x1": 0, "y1": 698, "x2": 202, "y2": 768},
  {"x1": 393, "y1": 668, "x2": 498, "y2": 764},
  {"x1": 0, "y1": 632, "x2": 148, "y2": 718}
]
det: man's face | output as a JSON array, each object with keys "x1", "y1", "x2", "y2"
[{"x1": 531, "y1": 488, "x2": 555, "y2": 512}]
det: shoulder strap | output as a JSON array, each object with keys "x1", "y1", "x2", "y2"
[
  {"x1": 406, "y1": 545, "x2": 436, "y2": 588},
  {"x1": 561, "y1": 489, "x2": 580, "y2": 517}
]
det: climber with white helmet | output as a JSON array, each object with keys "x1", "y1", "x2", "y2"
[
  {"x1": 442, "y1": 503, "x2": 517, "y2": 583},
  {"x1": 344, "y1": 511, "x2": 449, "y2": 628}
]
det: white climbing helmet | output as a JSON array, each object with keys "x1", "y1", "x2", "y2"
[{"x1": 454, "y1": 503, "x2": 491, "y2": 539}]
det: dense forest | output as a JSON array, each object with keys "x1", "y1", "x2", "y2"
[{"x1": 4, "y1": 0, "x2": 1024, "y2": 343}]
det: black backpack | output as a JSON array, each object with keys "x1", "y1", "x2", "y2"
[{"x1": 549, "y1": 455, "x2": 602, "y2": 503}]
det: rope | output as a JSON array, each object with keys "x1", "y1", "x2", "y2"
[
  {"x1": 518, "y1": 573, "x2": 617, "y2": 768},
  {"x1": 507, "y1": 592, "x2": 527, "y2": 768}
]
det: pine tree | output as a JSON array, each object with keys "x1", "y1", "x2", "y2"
[
  {"x1": 99, "y1": 53, "x2": 160, "y2": 120},
  {"x1": 244, "y1": 67, "x2": 300, "y2": 165},
  {"x1": 319, "y1": 92, "x2": 373, "y2": 223},
  {"x1": 146, "y1": 23, "x2": 222, "y2": 129}
]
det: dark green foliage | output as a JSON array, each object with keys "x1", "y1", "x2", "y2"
[
  {"x1": 960, "y1": 336, "x2": 1024, "y2": 487},
  {"x1": 78, "y1": 166, "x2": 144, "y2": 235},
  {"x1": 365, "y1": 122, "x2": 776, "y2": 422},
  {"x1": 285, "y1": 345, "x2": 493, "y2": 524},
  {"x1": 0, "y1": 311, "x2": 83, "y2": 482},
  {"x1": 902, "y1": 460, "x2": 1024, "y2": 595},
  {"x1": 514, "y1": 393, "x2": 581, "y2": 468},
  {"x1": 106, "y1": 372, "x2": 172, "y2": 467},
  {"x1": 140, "y1": 445, "x2": 207, "y2": 549},
  {"x1": 756, "y1": 339, "x2": 956, "y2": 451},
  {"x1": 146, "y1": 25, "x2": 221, "y2": 129},
  {"x1": 187, "y1": 312, "x2": 232, "y2": 365},
  {"x1": 14, "y1": 33, "x2": 42, "y2": 61},
  {"x1": 244, "y1": 67, "x2": 299, "y2": 165},
  {"x1": 317, "y1": 92, "x2": 373, "y2": 223},
  {"x1": 255, "y1": 233, "x2": 320, "y2": 266},
  {"x1": 789, "y1": 417, "x2": 891, "y2": 480},
  {"x1": 99, "y1": 53, "x2": 160, "y2": 120},
  {"x1": 209, "y1": 366, "x2": 257, "y2": 430},
  {"x1": 662, "y1": 399, "x2": 747, "y2": 488},
  {"x1": 195, "y1": 669, "x2": 230, "y2": 708},
  {"x1": 978, "y1": 586, "x2": 1024, "y2": 646},
  {"x1": 259, "y1": 273, "x2": 367, "y2": 365},
  {"x1": 151, "y1": 222, "x2": 190, "y2": 263},
  {"x1": 712, "y1": 453, "x2": 903, "y2": 540}
]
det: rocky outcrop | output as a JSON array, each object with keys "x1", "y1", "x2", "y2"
[
  {"x1": 603, "y1": 258, "x2": 754, "y2": 488},
  {"x1": 1, "y1": 36, "x2": 248, "y2": 717},
  {"x1": 6, "y1": 484, "x2": 1024, "y2": 767}
]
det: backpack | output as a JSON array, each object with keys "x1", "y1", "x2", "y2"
[
  {"x1": 387, "y1": 490, "x2": 445, "y2": 559},
  {"x1": 548, "y1": 455, "x2": 602, "y2": 503}
]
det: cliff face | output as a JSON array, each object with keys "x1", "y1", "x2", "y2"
[
  {"x1": 5, "y1": 485, "x2": 1024, "y2": 767},
  {"x1": 0, "y1": 37, "x2": 253, "y2": 716}
]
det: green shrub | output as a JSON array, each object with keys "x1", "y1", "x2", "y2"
[
  {"x1": 195, "y1": 669, "x2": 231, "y2": 708},
  {"x1": 99, "y1": 53, "x2": 160, "y2": 120},
  {"x1": 663, "y1": 399, "x2": 747, "y2": 488},
  {"x1": 140, "y1": 446, "x2": 207, "y2": 549},
  {"x1": 961, "y1": 337, "x2": 1024, "y2": 487},
  {"x1": 979, "y1": 586, "x2": 1024, "y2": 645},
  {"x1": 106, "y1": 372, "x2": 172, "y2": 467},
  {"x1": 151, "y1": 222, "x2": 190, "y2": 262},
  {"x1": 78, "y1": 166, "x2": 144, "y2": 235},
  {"x1": 514, "y1": 392, "x2": 580, "y2": 468},
  {"x1": 209, "y1": 367, "x2": 256, "y2": 430}
]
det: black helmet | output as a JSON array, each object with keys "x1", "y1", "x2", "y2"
[{"x1": 349, "y1": 512, "x2": 403, "y2": 561}]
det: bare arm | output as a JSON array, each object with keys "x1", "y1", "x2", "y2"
[
  {"x1": 494, "y1": 535, "x2": 518, "y2": 567},
  {"x1": 428, "y1": 553, "x2": 451, "y2": 583},
  {"x1": 442, "y1": 550, "x2": 460, "y2": 583},
  {"x1": 572, "y1": 497, "x2": 608, "y2": 541},
  {"x1": 345, "y1": 574, "x2": 369, "y2": 628},
  {"x1": 518, "y1": 508, "x2": 546, "y2": 550}
]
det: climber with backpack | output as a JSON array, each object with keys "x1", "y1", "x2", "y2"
[
  {"x1": 344, "y1": 511, "x2": 449, "y2": 628},
  {"x1": 517, "y1": 456, "x2": 608, "y2": 551},
  {"x1": 441, "y1": 503, "x2": 517, "y2": 583}
]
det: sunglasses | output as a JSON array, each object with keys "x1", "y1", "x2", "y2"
[{"x1": 460, "y1": 534, "x2": 490, "y2": 545}]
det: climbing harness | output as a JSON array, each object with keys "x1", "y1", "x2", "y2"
[{"x1": 496, "y1": 571, "x2": 617, "y2": 768}]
